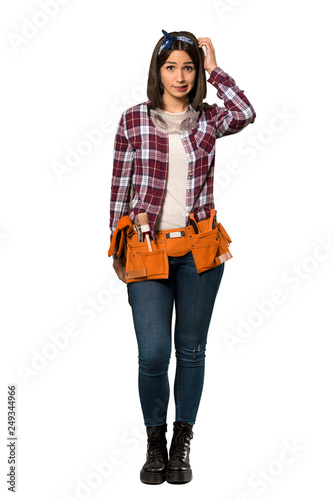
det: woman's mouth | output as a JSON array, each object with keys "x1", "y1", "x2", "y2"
[{"x1": 173, "y1": 85, "x2": 188, "y2": 92}]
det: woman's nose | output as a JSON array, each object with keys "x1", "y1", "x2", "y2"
[{"x1": 176, "y1": 71, "x2": 185, "y2": 82}]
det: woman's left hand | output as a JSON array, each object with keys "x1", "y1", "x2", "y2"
[{"x1": 197, "y1": 37, "x2": 218, "y2": 74}]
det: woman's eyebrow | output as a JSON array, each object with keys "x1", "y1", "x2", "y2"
[{"x1": 164, "y1": 61, "x2": 194, "y2": 65}]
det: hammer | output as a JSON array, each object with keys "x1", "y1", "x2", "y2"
[{"x1": 137, "y1": 212, "x2": 152, "y2": 252}]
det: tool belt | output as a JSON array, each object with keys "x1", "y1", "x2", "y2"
[{"x1": 108, "y1": 209, "x2": 232, "y2": 283}]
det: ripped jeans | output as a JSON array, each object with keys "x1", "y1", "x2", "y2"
[{"x1": 127, "y1": 251, "x2": 224, "y2": 427}]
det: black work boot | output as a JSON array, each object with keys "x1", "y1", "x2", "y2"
[
  {"x1": 166, "y1": 421, "x2": 194, "y2": 484},
  {"x1": 140, "y1": 423, "x2": 168, "y2": 484}
]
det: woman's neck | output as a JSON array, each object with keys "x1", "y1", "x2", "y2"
[{"x1": 161, "y1": 95, "x2": 189, "y2": 113}]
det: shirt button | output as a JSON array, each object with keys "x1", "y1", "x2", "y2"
[
  {"x1": 189, "y1": 172, "x2": 193, "y2": 177},
  {"x1": 187, "y1": 190, "x2": 191, "y2": 194}
]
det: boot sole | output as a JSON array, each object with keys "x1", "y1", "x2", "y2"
[
  {"x1": 140, "y1": 470, "x2": 166, "y2": 485},
  {"x1": 166, "y1": 469, "x2": 192, "y2": 484}
]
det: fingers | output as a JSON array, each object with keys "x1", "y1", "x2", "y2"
[
  {"x1": 113, "y1": 259, "x2": 127, "y2": 283},
  {"x1": 197, "y1": 37, "x2": 214, "y2": 48},
  {"x1": 197, "y1": 37, "x2": 218, "y2": 73},
  {"x1": 122, "y1": 268, "x2": 127, "y2": 283},
  {"x1": 117, "y1": 269, "x2": 127, "y2": 283},
  {"x1": 197, "y1": 37, "x2": 215, "y2": 56},
  {"x1": 119, "y1": 266, "x2": 127, "y2": 283}
]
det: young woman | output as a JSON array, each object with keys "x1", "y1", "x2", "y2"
[{"x1": 108, "y1": 30, "x2": 256, "y2": 485}]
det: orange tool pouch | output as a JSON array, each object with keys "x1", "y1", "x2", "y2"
[
  {"x1": 108, "y1": 210, "x2": 232, "y2": 283},
  {"x1": 108, "y1": 215, "x2": 132, "y2": 259},
  {"x1": 189, "y1": 211, "x2": 233, "y2": 273}
]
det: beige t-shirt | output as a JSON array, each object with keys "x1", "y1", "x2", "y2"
[{"x1": 151, "y1": 108, "x2": 194, "y2": 231}]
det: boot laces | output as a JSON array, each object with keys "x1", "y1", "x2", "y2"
[
  {"x1": 149, "y1": 442, "x2": 165, "y2": 459},
  {"x1": 147, "y1": 429, "x2": 166, "y2": 459},
  {"x1": 172, "y1": 427, "x2": 193, "y2": 459}
]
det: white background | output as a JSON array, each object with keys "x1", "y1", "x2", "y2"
[{"x1": 1, "y1": 0, "x2": 332, "y2": 499}]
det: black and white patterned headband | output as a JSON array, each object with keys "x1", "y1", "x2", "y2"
[{"x1": 158, "y1": 29, "x2": 195, "y2": 56}]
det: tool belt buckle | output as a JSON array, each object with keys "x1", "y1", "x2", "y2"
[{"x1": 166, "y1": 231, "x2": 185, "y2": 239}]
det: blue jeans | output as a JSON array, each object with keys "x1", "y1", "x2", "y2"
[{"x1": 127, "y1": 251, "x2": 224, "y2": 427}]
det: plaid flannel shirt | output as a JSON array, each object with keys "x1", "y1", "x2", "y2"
[{"x1": 109, "y1": 66, "x2": 256, "y2": 243}]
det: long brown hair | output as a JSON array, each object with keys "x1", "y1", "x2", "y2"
[{"x1": 147, "y1": 31, "x2": 207, "y2": 112}]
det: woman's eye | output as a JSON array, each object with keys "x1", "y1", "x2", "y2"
[{"x1": 165, "y1": 66, "x2": 194, "y2": 71}]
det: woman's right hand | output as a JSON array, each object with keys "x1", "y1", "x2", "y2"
[{"x1": 113, "y1": 257, "x2": 127, "y2": 283}]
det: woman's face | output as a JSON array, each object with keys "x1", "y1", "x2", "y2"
[{"x1": 160, "y1": 50, "x2": 196, "y2": 103}]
